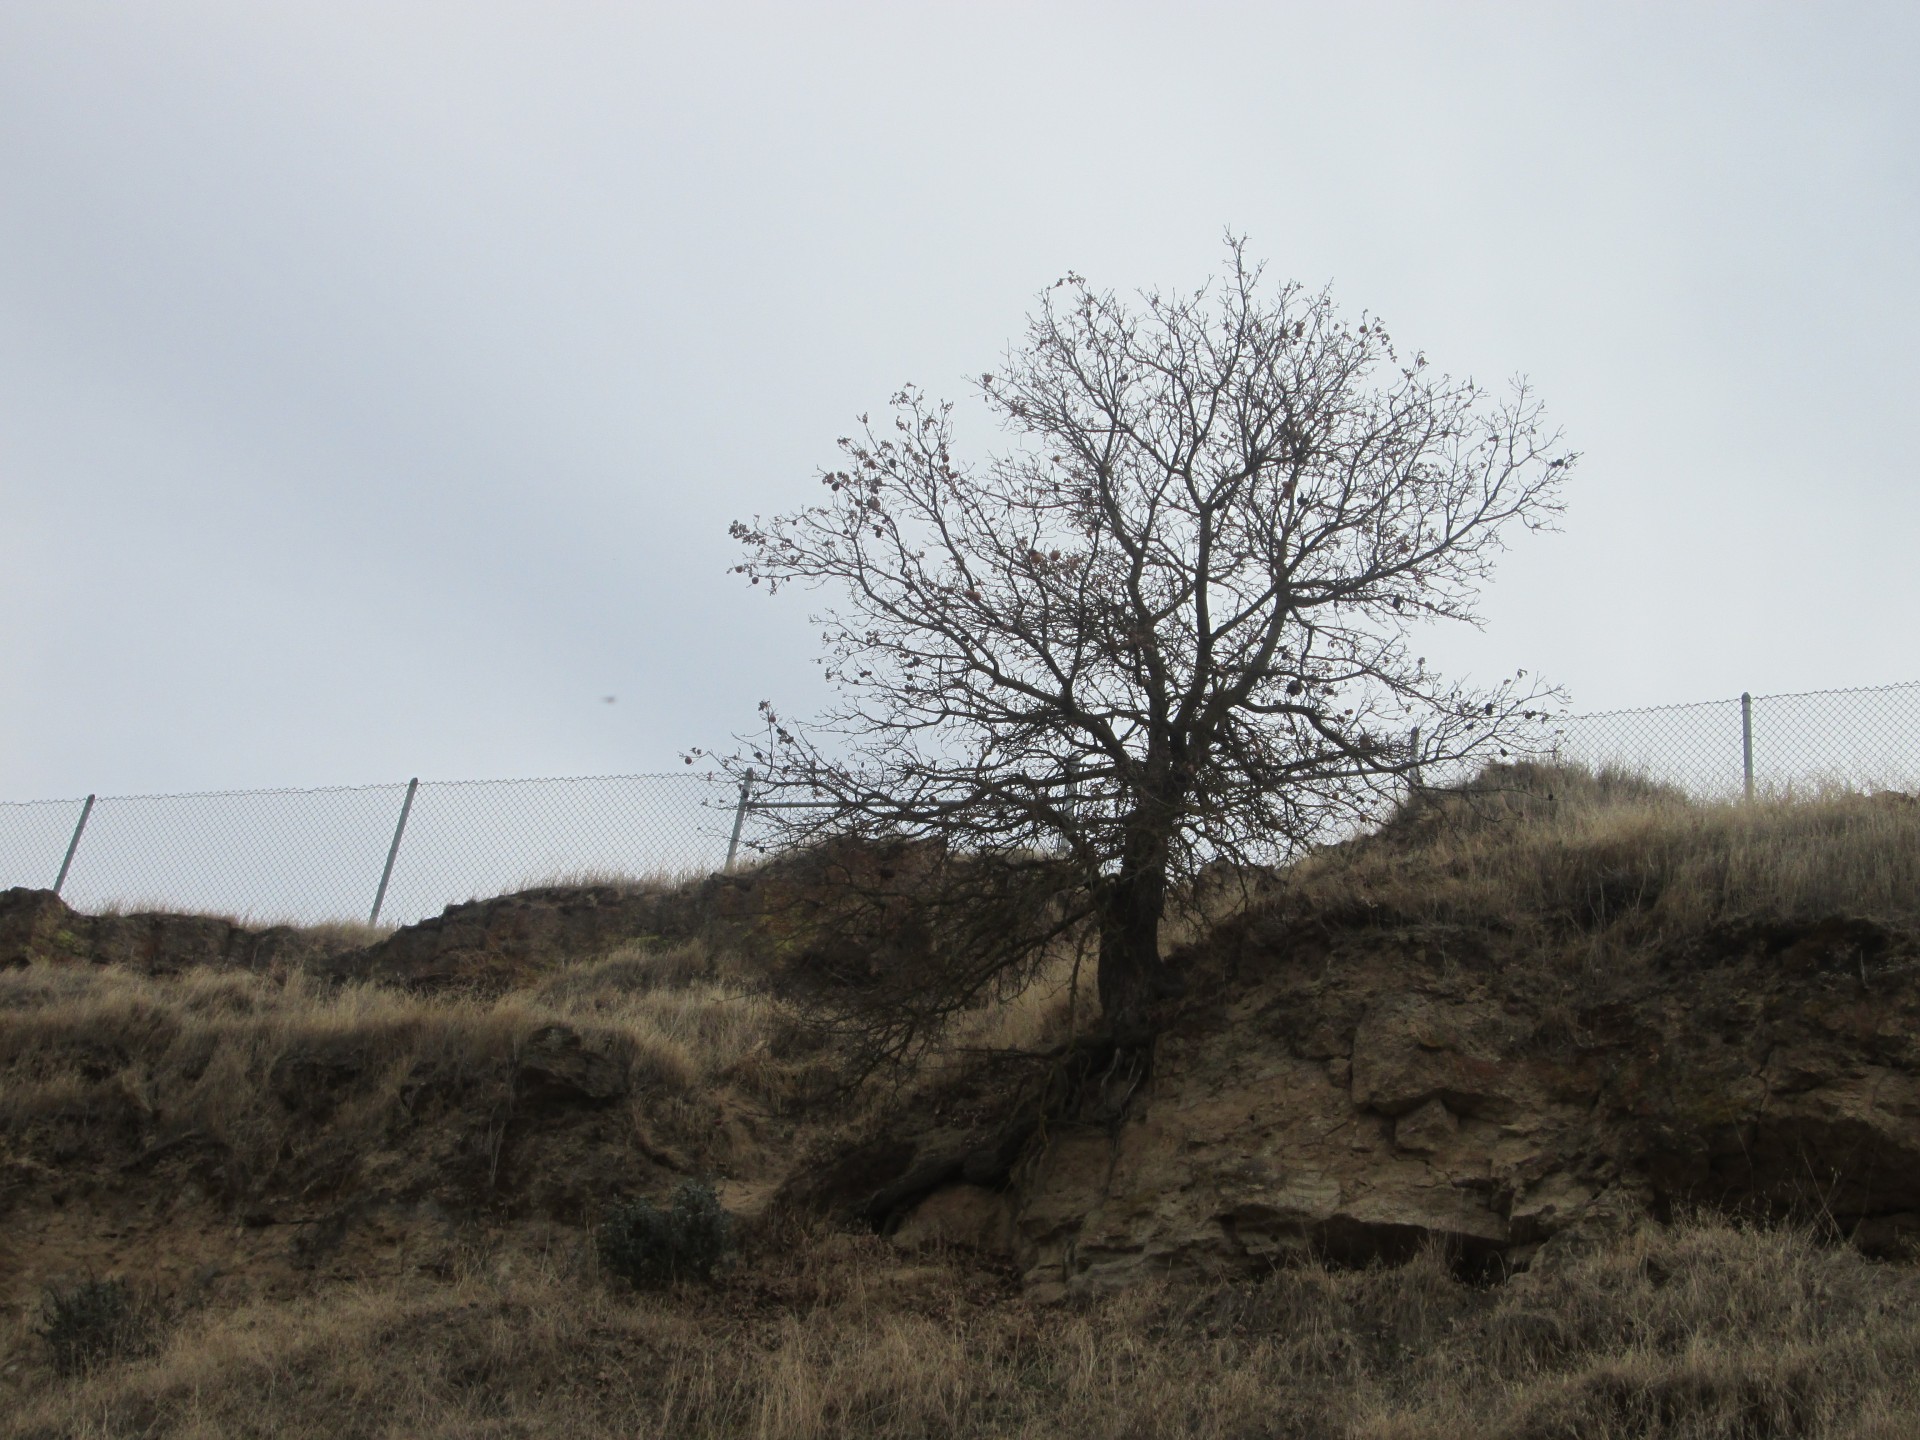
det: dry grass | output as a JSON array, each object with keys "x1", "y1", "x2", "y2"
[
  {"x1": 5, "y1": 1218, "x2": 1918, "y2": 1438},
  {"x1": 1275, "y1": 765, "x2": 1920, "y2": 942},
  {"x1": 81, "y1": 902, "x2": 395, "y2": 947},
  {"x1": 0, "y1": 940, "x2": 812, "y2": 1215},
  {"x1": 0, "y1": 954, "x2": 746, "y2": 1097},
  {"x1": 7, "y1": 766, "x2": 1920, "y2": 1436},
  {"x1": 939, "y1": 949, "x2": 1084, "y2": 1055},
  {"x1": 10, "y1": 766, "x2": 1913, "y2": 1182},
  {"x1": 507, "y1": 865, "x2": 709, "y2": 896}
]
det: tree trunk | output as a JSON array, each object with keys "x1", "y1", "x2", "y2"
[{"x1": 1095, "y1": 852, "x2": 1181, "y2": 1040}]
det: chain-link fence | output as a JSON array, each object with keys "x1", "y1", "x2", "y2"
[
  {"x1": 1549, "y1": 681, "x2": 1920, "y2": 802},
  {"x1": 3, "y1": 681, "x2": 1915, "y2": 929},
  {"x1": 0, "y1": 773, "x2": 776, "y2": 929}
]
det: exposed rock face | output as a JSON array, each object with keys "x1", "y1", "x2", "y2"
[
  {"x1": 1011, "y1": 989, "x2": 1550, "y2": 1297},
  {"x1": 879, "y1": 913, "x2": 1920, "y2": 1298}
]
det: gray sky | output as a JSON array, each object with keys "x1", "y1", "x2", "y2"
[{"x1": 4, "y1": 1, "x2": 1916, "y2": 800}]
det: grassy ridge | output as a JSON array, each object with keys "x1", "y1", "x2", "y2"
[
  {"x1": 7, "y1": 1219, "x2": 1919, "y2": 1438},
  {"x1": 1279, "y1": 766, "x2": 1920, "y2": 937},
  {"x1": 4, "y1": 766, "x2": 1920, "y2": 1437}
]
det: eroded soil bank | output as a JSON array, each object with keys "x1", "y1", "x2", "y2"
[{"x1": 6, "y1": 770, "x2": 1920, "y2": 1436}]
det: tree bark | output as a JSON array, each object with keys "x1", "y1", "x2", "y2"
[{"x1": 1095, "y1": 851, "x2": 1181, "y2": 1040}]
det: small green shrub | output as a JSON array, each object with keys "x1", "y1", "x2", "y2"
[
  {"x1": 599, "y1": 1180, "x2": 734, "y2": 1288},
  {"x1": 36, "y1": 1276, "x2": 151, "y2": 1374}
]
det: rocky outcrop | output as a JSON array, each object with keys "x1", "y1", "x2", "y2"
[
  {"x1": 4, "y1": 837, "x2": 1007, "y2": 996},
  {"x1": 3, "y1": 872, "x2": 768, "y2": 991},
  {"x1": 878, "y1": 913, "x2": 1920, "y2": 1297},
  {"x1": 315, "y1": 883, "x2": 714, "y2": 991},
  {"x1": 320, "y1": 838, "x2": 952, "y2": 993},
  {"x1": 0, "y1": 888, "x2": 360, "y2": 975}
]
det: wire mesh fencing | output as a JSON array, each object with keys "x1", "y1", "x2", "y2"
[
  {"x1": 0, "y1": 773, "x2": 776, "y2": 929},
  {"x1": 2, "y1": 681, "x2": 1914, "y2": 930},
  {"x1": 1548, "y1": 681, "x2": 1920, "y2": 802}
]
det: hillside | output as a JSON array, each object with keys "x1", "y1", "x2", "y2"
[{"x1": 4, "y1": 767, "x2": 1920, "y2": 1438}]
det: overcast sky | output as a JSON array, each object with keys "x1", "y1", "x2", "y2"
[{"x1": 3, "y1": 2, "x2": 1915, "y2": 801}]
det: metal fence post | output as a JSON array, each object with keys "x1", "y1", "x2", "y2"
[
  {"x1": 1740, "y1": 693, "x2": 1755, "y2": 802},
  {"x1": 369, "y1": 778, "x2": 419, "y2": 926},
  {"x1": 52, "y1": 793, "x2": 96, "y2": 896},
  {"x1": 724, "y1": 770, "x2": 755, "y2": 872}
]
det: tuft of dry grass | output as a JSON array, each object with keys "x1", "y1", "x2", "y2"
[{"x1": 5, "y1": 1218, "x2": 1918, "y2": 1438}]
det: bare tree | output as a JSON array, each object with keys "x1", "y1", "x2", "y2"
[{"x1": 715, "y1": 240, "x2": 1572, "y2": 1050}]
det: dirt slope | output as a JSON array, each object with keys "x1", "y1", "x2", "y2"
[
  {"x1": 4, "y1": 769, "x2": 1920, "y2": 1437},
  {"x1": 800, "y1": 773, "x2": 1920, "y2": 1292}
]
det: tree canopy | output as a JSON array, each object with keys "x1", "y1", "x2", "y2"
[{"x1": 717, "y1": 241, "x2": 1572, "y2": 1055}]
